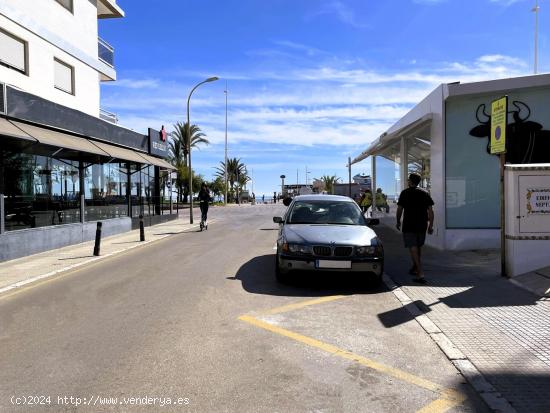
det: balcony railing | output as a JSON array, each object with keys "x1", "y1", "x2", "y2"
[
  {"x1": 100, "y1": 108, "x2": 118, "y2": 124},
  {"x1": 98, "y1": 37, "x2": 114, "y2": 67}
]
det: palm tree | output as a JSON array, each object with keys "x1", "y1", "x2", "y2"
[
  {"x1": 215, "y1": 157, "x2": 248, "y2": 203},
  {"x1": 170, "y1": 121, "x2": 209, "y2": 166},
  {"x1": 320, "y1": 175, "x2": 340, "y2": 194},
  {"x1": 169, "y1": 121, "x2": 209, "y2": 202}
]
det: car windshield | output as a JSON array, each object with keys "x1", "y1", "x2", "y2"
[{"x1": 287, "y1": 200, "x2": 366, "y2": 225}]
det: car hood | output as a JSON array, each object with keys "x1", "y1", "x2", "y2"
[{"x1": 283, "y1": 224, "x2": 378, "y2": 246}]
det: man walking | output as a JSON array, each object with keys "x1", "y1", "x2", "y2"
[{"x1": 396, "y1": 173, "x2": 434, "y2": 283}]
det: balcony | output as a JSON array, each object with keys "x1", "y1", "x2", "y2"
[
  {"x1": 100, "y1": 108, "x2": 118, "y2": 124},
  {"x1": 98, "y1": 37, "x2": 114, "y2": 67}
]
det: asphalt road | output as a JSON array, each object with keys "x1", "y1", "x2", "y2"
[{"x1": 0, "y1": 204, "x2": 489, "y2": 412}]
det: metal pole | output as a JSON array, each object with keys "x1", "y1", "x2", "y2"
[
  {"x1": 93, "y1": 221, "x2": 102, "y2": 256},
  {"x1": 224, "y1": 81, "x2": 228, "y2": 205},
  {"x1": 533, "y1": 0, "x2": 540, "y2": 74},
  {"x1": 348, "y1": 157, "x2": 352, "y2": 198},
  {"x1": 371, "y1": 156, "x2": 377, "y2": 218},
  {"x1": 0, "y1": 194, "x2": 5, "y2": 234},
  {"x1": 500, "y1": 154, "x2": 507, "y2": 277},
  {"x1": 127, "y1": 162, "x2": 132, "y2": 218},
  {"x1": 79, "y1": 161, "x2": 85, "y2": 223},
  {"x1": 139, "y1": 214, "x2": 145, "y2": 242},
  {"x1": 186, "y1": 77, "x2": 219, "y2": 224},
  {"x1": 187, "y1": 94, "x2": 193, "y2": 224}
]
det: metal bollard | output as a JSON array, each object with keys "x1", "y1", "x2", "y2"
[
  {"x1": 93, "y1": 222, "x2": 102, "y2": 256},
  {"x1": 139, "y1": 214, "x2": 145, "y2": 241}
]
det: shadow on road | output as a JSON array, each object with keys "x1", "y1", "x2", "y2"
[{"x1": 227, "y1": 254, "x2": 386, "y2": 297}]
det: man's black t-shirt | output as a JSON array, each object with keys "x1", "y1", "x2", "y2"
[{"x1": 397, "y1": 187, "x2": 434, "y2": 233}]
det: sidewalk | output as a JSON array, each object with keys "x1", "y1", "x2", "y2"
[
  {"x1": 0, "y1": 210, "x2": 200, "y2": 294},
  {"x1": 376, "y1": 223, "x2": 550, "y2": 413}
]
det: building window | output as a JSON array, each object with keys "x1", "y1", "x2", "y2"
[
  {"x1": 54, "y1": 58, "x2": 75, "y2": 95},
  {"x1": 0, "y1": 29, "x2": 27, "y2": 74},
  {"x1": 55, "y1": 0, "x2": 73, "y2": 13}
]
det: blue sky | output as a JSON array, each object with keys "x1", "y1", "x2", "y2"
[{"x1": 99, "y1": 0, "x2": 548, "y2": 198}]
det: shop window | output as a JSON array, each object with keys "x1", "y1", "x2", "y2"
[
  {"x1": 2, "y1": 152, "x2": 81, "y2": 231},
  {"x1": 54, "y1": 58, "x2": 74, "y2": 95},
  {"x1": 84, "y1": 163, "x2": 128, "y2": 221},
  {"x1": 407, "y1": 136, "x2": 431, "y2": 191},
  {"x1": 55, "y1": 0, "x2": 73, "y2": 13},
  {"x1": 0, "y1": 29, "x2": 27, "y2": 74}
]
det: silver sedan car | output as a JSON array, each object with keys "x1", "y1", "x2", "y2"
[{"x1": 273, "y1": 195, "x2": 384, "y2": 284}]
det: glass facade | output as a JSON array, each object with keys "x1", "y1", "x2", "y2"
[
  {"x1": 84, "y1": 163, "x2": 128, "y2": 221},
  {"x1": 407, "y1": 135, "x2": 431, "y2": 191},
  {"x1": 1, "y1": 149, "x2": 165, "y2": 232},
  {"x1": 1, "y1": 151, "x2": 80, "y2": 231}
]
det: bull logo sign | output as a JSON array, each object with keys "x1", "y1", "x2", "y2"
[{"x1": 469, "y1": 101, "x2": 550, "y2": 163}]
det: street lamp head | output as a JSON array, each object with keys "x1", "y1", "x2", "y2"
[
  {"x1": 280, "y1": 175, "x2": 286, "y2": 179},
  {"x1": 206, "y1": 76, "x2": 219, "y2": 82}
]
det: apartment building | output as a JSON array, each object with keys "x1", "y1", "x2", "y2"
[{"x1": 0, "y1": 0, "x2": 175, "y2": 261}]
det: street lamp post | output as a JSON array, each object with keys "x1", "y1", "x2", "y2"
[
  {"x1": 224, "y1": 81, "x2": 228, "y2": 206},
  {"x1": 533, "y1": 0, "x2": 540, "y2": 74},
  {"x1": 280, "y1": 175, "x2": 286, "y2": 197},
  {"x1": 187, "y1": 76, "x2": 219, "y2": 224}
]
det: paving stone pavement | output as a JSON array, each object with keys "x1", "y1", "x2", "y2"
[{"x1": 376, "y1": 223, "x2": 550, "y2": 413}]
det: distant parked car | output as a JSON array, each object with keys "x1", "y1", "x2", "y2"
[{"x1": 273, "y1": 195, "x2": 384, "y2": 285}]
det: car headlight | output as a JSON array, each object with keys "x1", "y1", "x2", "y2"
[
  {"x1": 356, "y1": 245, "x2": 383, "y2": 256},
  {"x1": 287, "y1": 244, "x2": 313, "y2": 255}
]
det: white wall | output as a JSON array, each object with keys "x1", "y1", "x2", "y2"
[
  {"x1": 0, "y1": 14, "x2": 100, "y2": 116},
  {"x1": 387, "y1": 86, "x2": 447, "y2": 250},
  {"x1": 505, "y1": 165, "x2": 550, "y2": 276},
  {"x1": 2, "y1": 0, "x2": 99, "y2": 59},
  {"x1": 0, "y1": 0, "x2": 118, "y2": 116}
]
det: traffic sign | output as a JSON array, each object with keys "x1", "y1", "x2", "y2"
[{"x1": 491, "y1": 96, "x2": 508, "y2": 154}]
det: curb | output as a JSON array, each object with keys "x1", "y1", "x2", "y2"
[
  {"x1": 0, "y1": 221, "x2": 204, "y2": 297},
  {"x1": 382, "y1": 273, "x2": 517, "y2": 413}
]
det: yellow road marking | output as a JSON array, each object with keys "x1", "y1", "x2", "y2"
[
  {"x1": 416, "y1": 397, "x2": 463, "y2": 413},
  {"x1": 261, "y1": 295, "x2": 348, "y2": 315},
  {"x1": 239, "y1": 315, "x2": 465, "y2": 412}
]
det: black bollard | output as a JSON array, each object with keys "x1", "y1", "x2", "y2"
[
  {"x1": 93, "y1": 222, "x2": 102, "y2": 256},
  {"x1": 139, "y1": 214, "x2": 145, "y2": 241}
]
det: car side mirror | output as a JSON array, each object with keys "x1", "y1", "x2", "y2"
[
  {"x1": 273, "y1": 216, "x2": 283, "y2": 224},
  {"x1": 366, "y1": 218, "x2": 379, "y2": 226},
  {"x1": 282, "y1": 197, "x2": 292, "y2": 206}
]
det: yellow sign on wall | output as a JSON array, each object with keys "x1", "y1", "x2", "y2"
[{"x1": 490, "y1": 96, "x2": 508, "y2": 154}]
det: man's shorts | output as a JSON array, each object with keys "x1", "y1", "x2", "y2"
[{"x1": 403, "y1": 232, "x2": 426, "y2": 248}]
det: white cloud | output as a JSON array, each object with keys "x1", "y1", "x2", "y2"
[
  {"x1": 489, "y1": 0, "x2": 526, "y2": 6},
  {"x1": 412, "y1": 0, "x2": 447, "y2": 4},
  {"x1": 103, "y1": 53, "x2": 530, "y2": 151},
  {"x1": 308, "y1": 1, "x2": 369, "y2": 29},
  {"x1": 103, "y1": 78, "x2": 161, "y2": 89}
]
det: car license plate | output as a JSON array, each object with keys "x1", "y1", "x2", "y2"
[{"x1": 316, "y1": 260, "x2": 352, "y2": 269}]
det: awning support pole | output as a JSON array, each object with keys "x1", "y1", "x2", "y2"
[
  {"x1": 371, "y1": 156, "x2": 377, "y2": 218},
  {"x1": 127, "y1": 162, "x2": 132, "y2": 218},
  {"x1": 79, "y1": 160, "x2": 85, "y2": 224},
  {"x1": 400, "y1": 137, "x2": 408, "y2": 191},
  {"x1": 0, "y1": 194, "x2": 5, "y2": 234}
]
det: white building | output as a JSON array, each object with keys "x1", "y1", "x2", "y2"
[
  {"x1": 352, "y1": 74, "x2": 550, "y2": 255},
  {"x1": 0, "y1": 1, "x2": 175, "y2": 262},
  {"x1": 0, "y1": 0, "x2": 123, "y2": 117}
]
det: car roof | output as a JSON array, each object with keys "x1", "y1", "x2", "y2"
[{"x1": 291, "y1": 194, "x2": 355, "y2": 202}]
